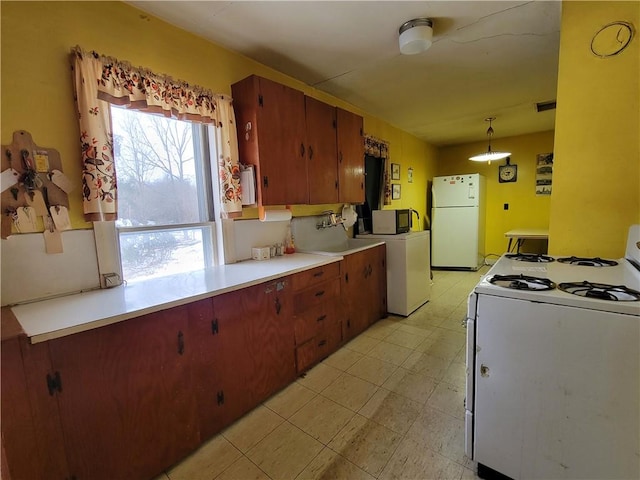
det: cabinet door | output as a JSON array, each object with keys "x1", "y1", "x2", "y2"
[
  {"x1": 337, "y1": 107, "x2": 365, "y2": 204},
  {"x1": 48, "y1": 307, "x2": 199, "y2": 480},
  {"x1": 306, "y1": 96, "x2": 338, "y2": 204},
  {"x1": 188, "y1": 297, "x2": 252, "y2": 440},
  {"x1": 342, "y1": 250, "x2": 372, "y2": 339},
  {"x1": 244, "y1": 279, "x2": 296, "y2": 403},
  {"x1": 370, "y1": 244, "x2": 388, "y2": 319},
  {"x1": 1, "y1": 336, "x2": 69, "y2": 480},
  {"x1": 342, "y1": 247, "x2": 386, "y2": 341},
  {"x1": 232, "y1": 75, "x2": 308, "y2": 206}
]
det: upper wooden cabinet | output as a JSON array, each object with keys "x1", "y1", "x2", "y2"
[
  {"x1": 231, "y1": 75, "x2": 365, "y2": 206},
  {"x1": 305, "y1": 96, "x2": 339, "y2": 204},
  {"x1": 337, "y1": 107, "x2": 365, "y2": 204},
  {"x1": 231, "y1": 75, "x2": 308, "y2": 206}
]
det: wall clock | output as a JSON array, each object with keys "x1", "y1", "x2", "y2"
[
  {"x1": 499, "y1": 158, "x2": 517, "y2": 183},
  {"x1": 591, "y1": 21, "x2": 634, "y2": 58}
]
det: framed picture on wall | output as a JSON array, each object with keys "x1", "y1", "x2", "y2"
[
  {"x1": 391, "y1": 163, "x2": 400, "y2": 180},
  {"x1": 407, "y1": 167, "x2": 413, "y2": 183},
  {"x1": 392, "y1": 183, "x2": 401, "y2": 200}
]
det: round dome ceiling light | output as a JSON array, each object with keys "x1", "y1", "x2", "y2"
[{"x1": 399, "y1": 18, "x2": 433, "y2": 55}]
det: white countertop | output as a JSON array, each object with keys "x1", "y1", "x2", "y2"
[{"x1": 11, "y1": 253, "x2": 342, "y2": 344}]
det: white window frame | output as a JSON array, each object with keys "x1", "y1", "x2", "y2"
[{"x1": 94, "y1": 116, "x2": 224, "y2": 287}]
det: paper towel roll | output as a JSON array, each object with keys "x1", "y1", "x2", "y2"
[{"x1": 259, "y1": 207, "x2": 292, "y2": 222}]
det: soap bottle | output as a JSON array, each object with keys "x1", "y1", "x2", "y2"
[{"x1": 284, "y1": 226, "x2": 296, "y2": 254}]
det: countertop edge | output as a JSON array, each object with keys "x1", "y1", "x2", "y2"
[{"x1": 11, "y1": 253, "x2": 344, "y2": 344}]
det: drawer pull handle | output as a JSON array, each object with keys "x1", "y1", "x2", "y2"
[
  {"x1": 313, "y1": 271, "x2": 324, "y2": 277},
  {"x1": 318, "y1": 339, "x2": 327, "y2": 347},
  {"x1": 315, "y1": 290, "x2": 325, "y2": 297},
  {"x1": 316, "y1": 315, "x2": 327, "y2": 322}
]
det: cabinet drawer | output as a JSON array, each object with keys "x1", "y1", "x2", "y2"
[
  {"x1": 294, "y1": 302, "x2": 337, "y2": 345},
  {"x1": 292, "y1": 262, "x2": 340, "y2": 291},
  {"x1": 295, "y1": 321, "x2": 343, "y2": 373},
  {"x1": 293, "y1": 277, "x2": 340, "y2": 314}
]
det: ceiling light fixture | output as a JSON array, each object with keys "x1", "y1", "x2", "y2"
[
  {"x1": 469, "y1": 117, "x2": 511, "y2": 164},
  {"x1": 399, "y1": 18, "x2": 433, "y2": 55}
]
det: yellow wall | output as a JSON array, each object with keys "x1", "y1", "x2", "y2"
[
  {"x1": 549, "y1": 1, "x2": 639, "y2": 257},
  {"x1": 438, "y1": 131, "x2": 554, "y2": 256},
  {"x1": 0, "y1": 1, "x2": 434, "y2": 230}
]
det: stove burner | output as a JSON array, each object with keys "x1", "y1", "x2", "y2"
[
  {"x1": 489, "y1": 274, "x2": 556, "y2": 291},
  {"x1": 505, "y1": 253, "x2": 555, "y2": 263},
  {"x1": 558, "y1": 281, "x2": 640, "y2": 301},
  {"x1": 556, "y1": 256, "x2": 618, "y2": 267}
]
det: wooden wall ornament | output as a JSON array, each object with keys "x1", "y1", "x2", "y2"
[{"x1": 1, "y1": 131, "x2": 71, "y2": 251}]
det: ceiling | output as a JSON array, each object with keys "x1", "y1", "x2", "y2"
[{"x1": 129, "y1": 1, "x2": 562, "y2": 147}]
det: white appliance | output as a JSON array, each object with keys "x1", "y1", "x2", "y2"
[
  {"x1": 465, "y1": 226, "x2": 640, "y2": 479},
  {"x1": 357, "y1": 231, "x2": 431, "y2": 316},
  {"x1": 431, "y1": 174, "x2": 485, "y2": 270}
]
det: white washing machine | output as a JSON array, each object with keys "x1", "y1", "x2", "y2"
[{"x1": 356, "y1": 230, "x2": 431, "y2": 316}]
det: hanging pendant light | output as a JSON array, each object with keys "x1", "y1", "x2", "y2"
[{"x1": 469, "y1": 117, "x2": 511, "y2": 164}]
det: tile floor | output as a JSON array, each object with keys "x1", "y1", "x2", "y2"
[{"x1": 158, "y1": 267, "x2": 489, "y2": 480}]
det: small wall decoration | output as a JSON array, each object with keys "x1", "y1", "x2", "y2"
[
  {"x1": 407, "y1": 167, "x2": 413, "y2": 183},
  {"x1": 535, "y1": 153, "x2": 553, "y2": 195},
  {"x1": 391, "y1": 163, "x2": 400, "y2": 180},
  {"x1": 392, "y1": 183, "x2": 401, "y2": 200}
]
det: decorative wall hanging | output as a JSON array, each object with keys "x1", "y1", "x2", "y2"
[
  {"x1": 392, "y1": 184, "x2": 401, "y2": 200},
  {"x1": 391, "y1": 163, "x2": 400, "y2": 180},
  {"x1": 535, "y1": 153, "x2": 553, "y2": 195},
  {"x1": 1, "y1": 130, "x2": 72, "y2": 252}
]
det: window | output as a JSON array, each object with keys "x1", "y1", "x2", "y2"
[{"x1": 110, "y1": 106, "x2": 216, "y2": 283}]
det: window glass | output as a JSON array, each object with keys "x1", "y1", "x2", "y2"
[{"x1": 111, "y1": 107, "x2": 215, "y2": 282}]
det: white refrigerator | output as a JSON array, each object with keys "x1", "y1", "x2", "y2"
[{"x1": 431, "y1": 174, "x2": 485, "y2": 270}]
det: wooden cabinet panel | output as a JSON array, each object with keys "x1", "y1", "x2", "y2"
[
  {"x1": 294, "y1": 302, "x2": 338, "y2": 345},
  {"x1": 293, "y1": 277, "x2": 340, "y2": 314},
  {"x1": 48, "y1": 307, "x2": 199, "y2": 480},
  {"x1": 337, "y1": 107, "x2": 365, "y2": 204},
  {"x1": 189, "y1": 297, "x2": 254, "y2": 440},
  {"x1": 291, "y1": 262, "x2": 340, "y2": 291},
  {"x1": 342, "y1": 245, "x2": 387, "y2": 342},
  {"x1": 232, "y1": 75, "x2": 308, "y2": 206},
  {"x1": 1, "y1": 336, "x2": 68, "y2": 480},
  {"x1": 243, "y1": 278, "x2": 296, "y2": 403},
  {"x1": 306, "y1": 96, "x2": 338, "y2": 204}
]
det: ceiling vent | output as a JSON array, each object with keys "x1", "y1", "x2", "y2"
[{"x1": 536, "y1": 100, "x2": 557, "y2": 112}]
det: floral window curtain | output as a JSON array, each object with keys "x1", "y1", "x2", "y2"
[
  {"x1": 364, "y1": 134, "x2": 391, "y2": 206},
  {"x1": 70, "y1": 46, "x2": 242, "y2": 221}
]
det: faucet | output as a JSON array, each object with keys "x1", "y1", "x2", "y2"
[{"x1": 317, "y1": 210, "x2": 343, "y2": 229}]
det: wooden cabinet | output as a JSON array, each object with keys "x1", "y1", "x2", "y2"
[
  {"x1": 342, "y1": 245, "x2": 387, "y2": 341},
  {"x1": 232, "y1": 74, "x2": 365, "y2": 206},
  {"x1": 47, "y1": 306, "x2": 199, "y2": 480},
  {"x1": 337, "y1": 107, "x2": 365, "y2": 204},
  {"x1": 190, "y1": 278, "x2": 296, "y2": 440},
  {"x1": 188, "y1": 297, "x2": 254, "y2": 440},
  {"x1": 292, "y1": 263, "x2": 343, "y2": 372},
  {"x1": 231, "y1": 75, "x2": 308, "y2": 206},
  {"x1": 240, "y1": 278, "x2": 297, "y2": 403},
  {"x1": 305, "y1": 96, "x2": 339, "y2": 204}
]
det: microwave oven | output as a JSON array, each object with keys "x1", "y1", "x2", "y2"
[{"x1": 372, "y1": 209, "x2": 411, "y2": 234}]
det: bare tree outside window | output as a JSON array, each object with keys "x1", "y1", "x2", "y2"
[{"x1": 111, "y1": 107, "x2": 215, "y2": 282}]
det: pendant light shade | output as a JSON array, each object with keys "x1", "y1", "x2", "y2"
[
  {"x1": 469, "y1": 117, "x2": 511, "y2": 163},
  {"x1": 399, "y1": 18, "x2": 433, "y2": 55}
]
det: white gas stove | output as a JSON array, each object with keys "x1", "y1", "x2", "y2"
[{"x1": 465, "y1": 225, "x2": 640, "y2": 479}]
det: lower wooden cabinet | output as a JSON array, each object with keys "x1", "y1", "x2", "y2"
[
  {"x1": 47, "y1": 306, "x2": 199, "y2": 480},
  {"x1": 292, "y1": 263, "x2": 343, "y2": 373},
  {"x1": 1, "y1": 254, "x2": 385, "y2": 479},
  {"x1": 342, "y1": 244, "x2": 387, "y2": 342}
]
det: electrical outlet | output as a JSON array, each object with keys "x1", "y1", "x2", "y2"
[
  {"x1": 102, "y1": 273, "x2": 122, "y2": 288},
  {"x1": 504, "y1": 203, "x2": 509, "y2": 210}
]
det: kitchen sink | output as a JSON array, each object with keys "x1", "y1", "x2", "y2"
[{"x1": 298, "y1": 238, "x2": 384, "y2": 256}]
